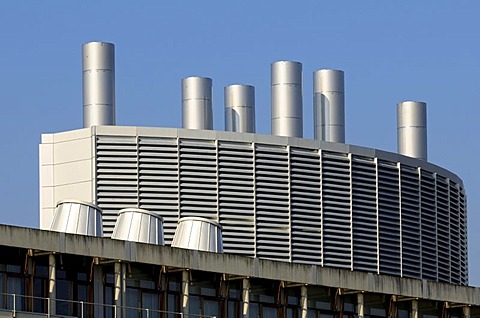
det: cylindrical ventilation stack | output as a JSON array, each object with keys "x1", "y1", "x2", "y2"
[
  {"x1": 271, "y1": 61, "x2": 303, "y2": 138},
  {"x1": 82, "y1": 42, "x2": 115, "y2": 127},
  {"x1": 313, "y1": 69, "x2": 345, "y2": 143},
  {"x1": 224, "y1": 84, "x2": 255, "y2": 133},
  {"x1": 397, "y1": 101, "x2": 428, "y2": 160},
  {"x1": 182, "y1": 77, "x2": 213, "y2": 130}
]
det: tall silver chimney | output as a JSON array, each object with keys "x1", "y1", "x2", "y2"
[
  {"x1": 397, "y1": 101, "x2": 427, "y2": 160},
  {"x1": 271, "y1": 61, "x2": 303, "y2": 138},
  {"x1": 313, "y1": 69, "x2": 345, "y2": 143},
  {"x1": 82, "y1": 42, "x2": 115, "y2": 127},
  {"x1": 182, "y1": 77, "x2": 213, "y2": 130},
  {"x1": 224, "y1": 84, "x2": 255, "y2": 133}
]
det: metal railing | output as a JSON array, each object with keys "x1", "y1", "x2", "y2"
[{"x1": 0, "y1": 292, "x2": 216, "y2": 318}]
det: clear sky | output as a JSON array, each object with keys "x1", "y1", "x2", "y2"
[{"x1": 1, "y1": 2, "x2": 479, "y2": 284}]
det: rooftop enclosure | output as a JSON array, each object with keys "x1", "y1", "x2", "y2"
[
  {"x1": 39, "y1": 126, "x2": 467, "y2": 285},
  {"x1": 38, "y1": 41, "x2": 468, "y2": 307}
]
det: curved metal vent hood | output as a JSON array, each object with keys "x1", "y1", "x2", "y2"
[
  {"x1": 111, "y1": 208, "x2": 164, "y2": 245},
  {"x1": 50, "y1": 200, "x2": 103, "y2": 236},
  {"x1": 171, "y1": 217, "x2": 223, "y2": 253}
]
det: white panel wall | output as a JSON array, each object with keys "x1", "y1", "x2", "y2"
[{"x1": 39, "y1": 129, "x2": 95, "y2": 229}]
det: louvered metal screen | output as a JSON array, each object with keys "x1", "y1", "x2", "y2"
[{"x1": 91, "y1": 128, "x2": 467, "y2": 284}]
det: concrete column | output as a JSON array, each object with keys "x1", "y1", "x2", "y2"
[
  {"x1": 463, "y1": 306, "x2": 471, "y2": 318},
  {"x1": 357, "y1": 293, "x2": 364, "y2": 318},
  {"x1": 182, "y1": 270, "x2": 190, "y2": 317},
  {"x1": 411, "y1": 300, "x2": 419, "y2": 318},
  {"x1": 114, "y1": 262, "x2": 126, "y2": 318},
  {"x1": 48, "y1": 254, "x2": 56, "y2": 316},
  {"x1": 300, "y1": 285, "x2": 308, "y2": 318},
  {"x1": 93, "y1": 264, "x2": 104, "y2": 318},
  {"x1": 242, "y1": 278, "x2": 250, "y2": 318}
]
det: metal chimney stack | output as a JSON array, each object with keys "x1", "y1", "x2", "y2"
[
  {"x1": 271, "y1": 61, "x2": 303, "y2": 138},
  {"x1": 224, "y1": 84, "x2": 255, "y2": 133},
  {"x1": 82, "y1": 42, "x2": 115, "y2": 127},
  {"x1": 397, "y1": 101, "x2": 428, "y2": 160},
  {"x1": 182, "y1": 77, "x2": 213, "y2": 130},
  {"x1": 313, "y1": 69, "x2": 345, "y2": 143}
]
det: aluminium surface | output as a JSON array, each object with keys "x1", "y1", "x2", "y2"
[
  {"x1": 271, "y1": 61, "x2": 303, "y2": 138},
  {"x1": 224, "y1": 84, "x2": 256, "y2": 133},
  {"x1": 171, "y1": 216, "x2": 223, "y2": 253},
  {"x1": 397, "y1": 101, "x2": 428, "y2": 160},
  {"x1": 111, "y1": 207, "x2": 164, "y2": 244},
  {"x1": 182, "y1": 76, "x2": 213, "y2": 130},
  {"x1": 39, "y1": 125, "x2": 467, "y2": 285},
  {"x1": 1, "y1": 225, "x2": 479, "y2": 306},
  {"x1": 313, "y1": 69, "x2": 345, "y2": 143},
  {"x1": 82, "y1": 42, "x2": 115, "y2": 127},
  {"x1": 50, "y1": 199, "x2": 103, "y2": 237}
]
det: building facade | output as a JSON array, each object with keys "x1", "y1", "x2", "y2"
[
  {"x1": 39, "y1": 126, "x2": 468, "y2": 285},
  {"x1": 0, "y1": 225, "x2": 478, "y2": 318}
]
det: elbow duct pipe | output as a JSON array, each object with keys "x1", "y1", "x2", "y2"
[
  {"x1": 224, "y1": 84, "x2": 256, "y2": 133},
  {"x1": 82, "y1": 42, "x2": 115, "y2": 127},
  {"x1": 313, "y1": 69, "x2": 345, "y2": 143}
]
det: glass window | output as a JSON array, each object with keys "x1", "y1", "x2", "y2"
[
  {"x1": 249, "y1": 302, "x2": 259, "y2": 318},
  {"x1": 56, "y1": 279, "x2": 73, "y2": 315},
  {"x1": 0, "y1": 273, "x2": 5, "y2": 309},
  {"x1": 262, "y1": 306, "x2": 278, "y2": 318},
  {"x1": 126, "y1": 287, "x2": 141, "y2": 317},
  {"x1": 167, "y1": 293, "x2": 179, "y2": 318},
  {"x1": 142, "y1": 292, "x2": 160, "y2": 318},
  {"x1": 33, "y1": 278, "x2": 47, "y2": 313},
  {"x1": 204, "y1": 299, "x2": 220, "y2": 317},
  {"x1": 228, "y1": 300, "x2": 240, "y2": 318},
  {"x1": 7, "y1": 276, "x2": 24, "y2": 310},
  {"x1": 189, "y1": 295, "x2": 201, "y2": 316}
]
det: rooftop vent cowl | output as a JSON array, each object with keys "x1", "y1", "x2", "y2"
[
  {"x1": 50, "y1": 200, "x2": 103, "y2": 237},
  {"x1": 171, "y1": 217, "x2": 223, "y2": 253},
  {"x1": 111, "y1": 208, "x2": 164, "y2": 245}
]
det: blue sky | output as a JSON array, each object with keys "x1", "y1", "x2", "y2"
[{"x1": 1, "y1": 2, "x2": 479, "y2": 284}]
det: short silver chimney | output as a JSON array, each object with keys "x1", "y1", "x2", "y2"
[
  {"x1": 397, "y1": 101, "x2": 427, "y2": 160},
  {"x1": 313, "y1": 69, "x2": 345, "y2": 143},
  {"x1": 224, "y1": 84, "x2": 255, "y2": 133},
  {"x1": 182, "y1": 77, "x2": 213, "y2": 130},
  {"x1": 82, "y1": 42, "x2": 115, "y2": 127},
  {"x1": 271, "y1": 61, "x2": 303, "y2": 138}
]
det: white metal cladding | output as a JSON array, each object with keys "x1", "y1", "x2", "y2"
[{"x1": 92, "y1": 127, "x2": 467, "y2": 285}]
